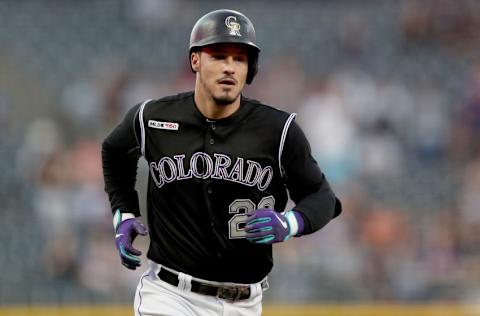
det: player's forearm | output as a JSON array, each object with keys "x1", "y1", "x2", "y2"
[
  {"x1": 102, "y1": 138, "x2": 141, "y2": 216},
  {"x1": 293, "y1": 184, "x2": 340, "y2": 235}
]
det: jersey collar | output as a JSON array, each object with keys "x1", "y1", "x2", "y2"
[{"x1": 191, "y1": 93, "x2": 253, "y2": 126}]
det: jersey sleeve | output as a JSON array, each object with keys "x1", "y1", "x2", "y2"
[
  {"x1": 101, "y1": 103, "x2": 143, "y2": 217},
  {"x1": 281, "y1": 119, "x2": 342, "y2": 235}
]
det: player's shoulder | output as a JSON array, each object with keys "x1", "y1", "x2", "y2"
[
  {"x1": 242, "y1": 95, "x2": 292, "y2": 122},
  {"x1": 137, "y1": 91, "x2": 194, "y2": 117}
]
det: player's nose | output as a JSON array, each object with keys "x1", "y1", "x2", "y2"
[{"x1": 222, "y1": 56, "x2": 235, "y2": 74}]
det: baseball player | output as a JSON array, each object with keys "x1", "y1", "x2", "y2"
[{"x1": 102, "y1": 9, "x2": 341, "y2": 316}]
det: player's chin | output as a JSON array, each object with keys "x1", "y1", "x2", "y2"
[{"x1": 213, "y1": 90, "x2": 240, "y2": 105}]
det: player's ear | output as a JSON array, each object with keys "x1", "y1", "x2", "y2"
[{"x1": 191, "y1": 51, "x2": 200, "y2": 72}]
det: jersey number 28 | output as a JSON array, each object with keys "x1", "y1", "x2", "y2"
[{"x1": 228, "y1": 195, "x2": 275, "y2": 239}]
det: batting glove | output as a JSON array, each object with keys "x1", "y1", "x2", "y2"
[
  {"x1": 244, "y1": 208, "x2": 304, "y2": 244},
  {"x1": 113, "y1": 210, "x2": 148, "y2": 270}
]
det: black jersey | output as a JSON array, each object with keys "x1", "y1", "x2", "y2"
[{"x1": 102, "y1": 91, "x2": 341, "y2": 283}]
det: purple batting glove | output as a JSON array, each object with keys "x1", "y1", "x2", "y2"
[
  {"x1": 245, "y1": 209, "x2": 304, "y2": 245},
  {"x1": 115, "y1": 218, "x2": 148, "y2": 270}
]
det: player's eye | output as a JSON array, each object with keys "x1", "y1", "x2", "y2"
[
  {"x1": 233, "y1": 55, "x2": 247, "y2": 62},
  {"x1": 211, "y1": 54, "x2": 225, "y2": 60}
]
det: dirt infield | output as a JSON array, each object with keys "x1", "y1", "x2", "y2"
[{"x1": 1, "y1": 304, "x2": 479, "y2": 316}]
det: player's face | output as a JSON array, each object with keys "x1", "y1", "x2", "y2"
[{"x1": 193, "y1": 43, "x2": 249, "y2": 106}]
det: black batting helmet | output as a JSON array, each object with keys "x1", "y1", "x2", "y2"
[{"x1": 189, "y1": 9, "x2": 260, "y2": 84}]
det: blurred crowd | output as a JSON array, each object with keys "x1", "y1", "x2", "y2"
[{"x1": 0, "y1": 0, "x2": 480, "y2": 305}]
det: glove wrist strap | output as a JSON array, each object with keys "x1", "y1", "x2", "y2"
[
  {"x1": 283, "y1": 210, "x2": 305, "y2": 238},
  {"x1": 282, "y1": 210, "x2": 298, "y2": 238},
  {"x1": 113, "y1": 209, "x2": 136, "y2": 232}
]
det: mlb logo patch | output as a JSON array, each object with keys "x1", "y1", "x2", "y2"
[{"x1": 148, "y1": 120, "x2": 179, "y2": 131}]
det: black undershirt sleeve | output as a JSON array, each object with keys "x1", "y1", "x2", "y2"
[
  {"x1": 102, "y1": 104, "x2": 143, "y2": 216},
  {"x1": 281, "y1": 119, "x2": 342, "y2": 235}
]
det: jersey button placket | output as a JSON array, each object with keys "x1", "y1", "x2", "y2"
[{"x1": 209, "y1": 123, "x2": 215, "y2": 145}]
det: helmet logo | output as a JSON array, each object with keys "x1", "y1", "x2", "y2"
[{"x1": 225, "y1": 16, "x2": 241, "y2": 36}]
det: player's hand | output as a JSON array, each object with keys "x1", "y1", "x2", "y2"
[
  {"x1": 244, "y1": 209, "x2": 300, "y2": 244},
  {"x1": 115, "y1": 218, "x2": 148, "y2": 270}
]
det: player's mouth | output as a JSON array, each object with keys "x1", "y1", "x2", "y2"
[{"x1": 217, "y1": 77, "x2": 237, "y2": 86}]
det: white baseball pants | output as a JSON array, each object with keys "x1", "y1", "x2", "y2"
[{"x1": 134, "y1": 261, "x2": 265, "y2": 316}]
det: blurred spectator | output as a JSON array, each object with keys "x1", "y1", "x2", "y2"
[
  {"x1": 360, "y1": 119, "x2": 405, "y2": 179},
  {"x1": 451, "y1": 63, "x2": 480, "y2": 161},
  {"x1": 102, "y1": 69, "x2": 132, "y2": 125},
  {"x1": 400, "y1": 0, "x2": 480, "y2": 51},
  {"x1": 127, "y1": 0, "x2": 183, "y2": 30},
  {"x1": 16, "y1": 118, "x2": 63, "y2": 183},
  {"x1": 408, "y1": 82, "x2": 450, "y2": 161},
  {"x1": 43, "y1": 228, "x2": 79, "y2": 281},
  {"x1": 360, "y1": 206, "x2": 409, "y2": 300},
  {"x1": 0, "y1": 90, "x2": 10, "y2": 131},
  {"x1": 296, "y1": 78, "x2": 359, "y2": 185},
  {"x1": 458, "y1": 151, "x2": 480, "y2": 256},
  {"x1": 61, "y1": 77, "x2": 103, "y2": 130},
  {"x1": 68, "y1": 139, "x2": 110, "y2": 226},
  {"x1": 34, "y1": 148, "x2": 72, "y2": 235},
  {"x1": 250, "y1": 55, "x2": 306, "y2": 112}
]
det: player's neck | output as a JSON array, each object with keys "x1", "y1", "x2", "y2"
[{"x1": 194, "y1": 89, "x2": 241, "y2": 120}]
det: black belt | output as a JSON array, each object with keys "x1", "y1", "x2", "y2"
[{"x1": 158, "y1": 268, "x2": 262, "y2": 302}]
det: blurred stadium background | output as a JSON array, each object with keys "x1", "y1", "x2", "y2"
[{"x1": 1, "y1": 0, "x2": 480, "y2": 315}]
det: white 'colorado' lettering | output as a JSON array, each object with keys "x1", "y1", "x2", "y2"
[
  {"x1": 191, "y1": 152, "x2": 213, "y2": 179},
  {"x1": 149, "y1": 152, "x2": 273, "y2": 191},
  {"x1": 174, "y1": 154, "x2": 192, "y2": 180},
  {"x1": 228, "y1": 157, "x2": 244, "y2": 182},
  {"x1": 158, "y1": 157, "x2": 177, "y2": 183},
  {"x1": 212, "y1": 153, "x2": 231, "y2": 179}
]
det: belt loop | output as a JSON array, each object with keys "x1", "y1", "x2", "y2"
[
  {"x1": 250, "y1": 283, "x2": 258, "y2": 298},
  {"x1": 261, "y1": 278, "x2": 269, "y2": 291},
  {"x1": 150, "y1": 260, "x2": 161, "y2": 279},
  {"x1": 177, "y1": 272, "x2": 185, "y2": 291},
  {"x1": 183, "y1": 273, "x2": 192, "y2": 292},
  {"x1": 177, "y1": 272, "x2": 192, "y2": 292}
]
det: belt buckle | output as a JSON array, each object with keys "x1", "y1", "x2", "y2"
[{"x1": 217, "y1": 285, "x2": 249, "y2": 302}]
